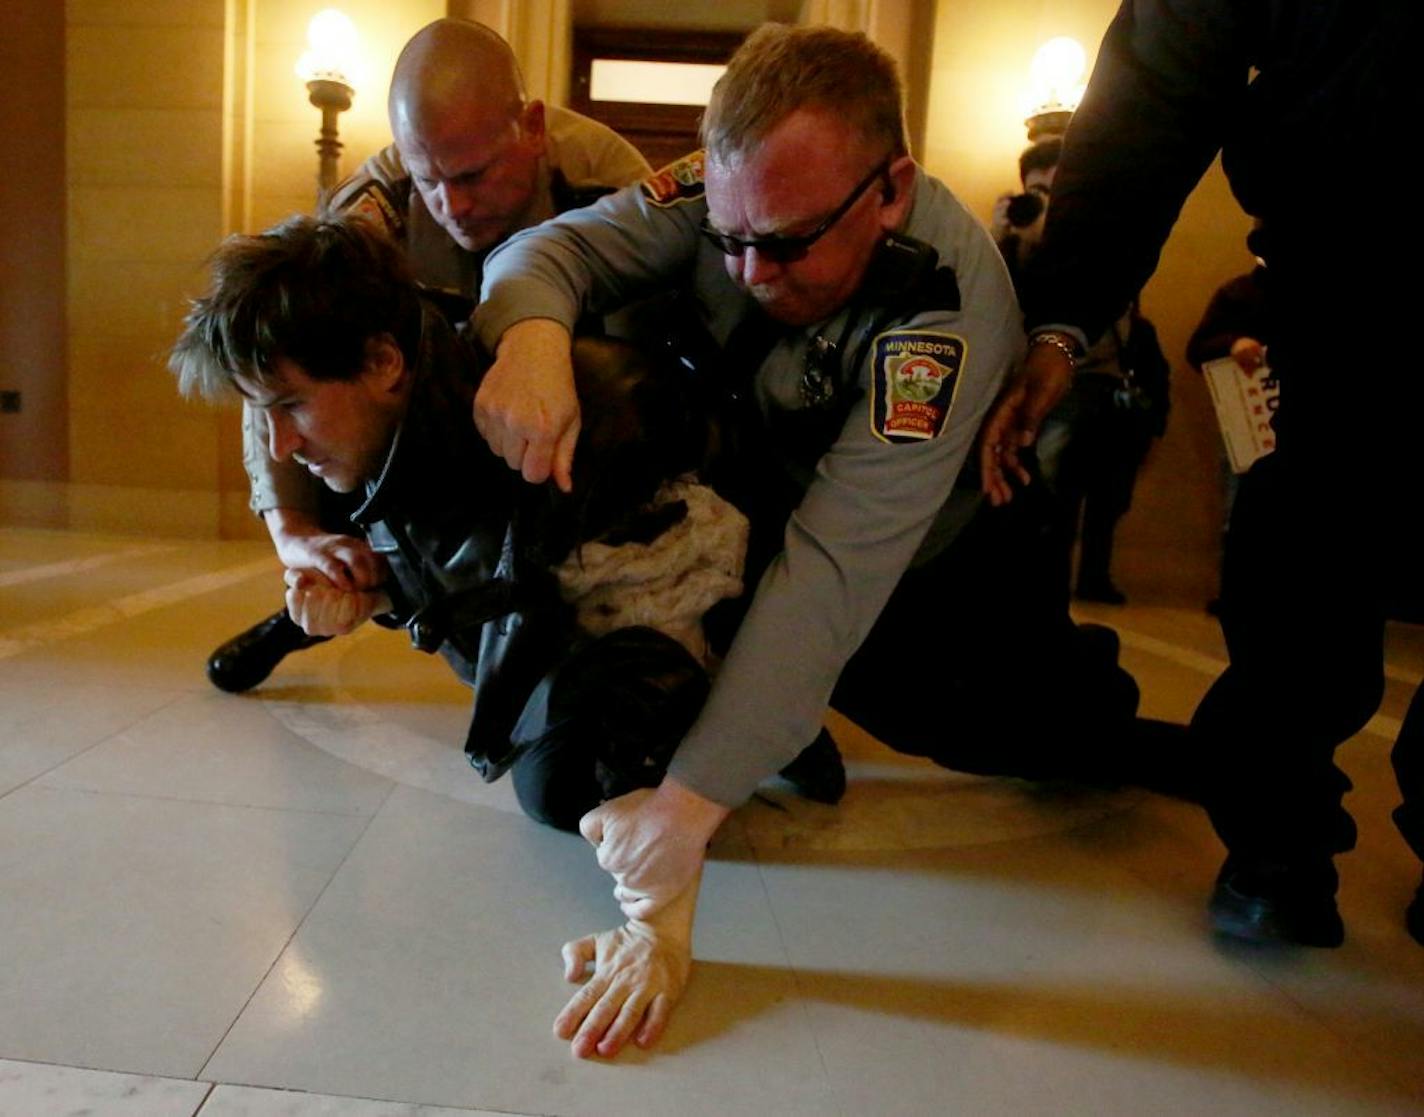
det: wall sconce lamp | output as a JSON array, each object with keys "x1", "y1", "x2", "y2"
[
  {"x1": 1022, "y1": 36, "x2": 1086, "y2": 140},
  {"x1": 296, "y1": 8, "x2": 361, "y2": 205}
]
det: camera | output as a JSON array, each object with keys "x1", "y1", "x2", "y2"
[{"x1": 1005, "y1": 192, "x2": 1045, "y2": 228}]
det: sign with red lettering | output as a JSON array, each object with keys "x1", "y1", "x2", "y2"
[{"x1": 1202, "y1": 356, "x2": 1279, "y2": 472}]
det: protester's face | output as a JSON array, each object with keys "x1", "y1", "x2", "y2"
[
  {"x1": 236, "y1": 351, "x2": 403, "y2": 493},
  {"x1": 1023, "y1": 164, "x2": 1057, "y2": 199},
  {"x1": 704, "y1": 109, "x2": 911, "y2": 327},
  {"x1": 397, "y1": 100, "x2": 545, "y2": 252}
]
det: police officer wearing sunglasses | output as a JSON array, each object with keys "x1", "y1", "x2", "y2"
[{"x1": 471, "y1": 24, "x2": 1030, "y2": 1057}]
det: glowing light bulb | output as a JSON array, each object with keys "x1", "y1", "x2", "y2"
[
  {"x1": 1026, "y1": 36, "x2": 1086, "y2": 114},
  {"x1": 296, "y1": 8, "x2": 361, "y2": 88}
]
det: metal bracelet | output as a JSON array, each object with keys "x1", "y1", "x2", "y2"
[{"x1": 1029, "y1": 331, "x2": 1082, "y2": 364}]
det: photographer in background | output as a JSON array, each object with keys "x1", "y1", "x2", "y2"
[
  {"x1": 991, "y1": 138, "x2": 1058, "y2": 294},
  {"x1": 992, "y1": 137, "x2": 1168, "y2": 604}
]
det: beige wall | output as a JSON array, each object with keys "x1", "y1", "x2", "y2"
[
  {"x1": 0, "y1": 0, "x2": 69, "y2": 509},
  {"x1": 63, "y1": 0, "x2": 229, "y2": 535},
  {"x1": 925, "y1": 0, "x2": 1253, "y2": 601}
]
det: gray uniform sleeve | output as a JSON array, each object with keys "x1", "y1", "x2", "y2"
[
  {"x1": 478, "y1": 166, "x2": 1022, "y2": 809},
  {"x1": 475, "y1": 179, "x2": 708, "y2": 346},
  {"x1": 668, "y1": 299, "x2": 1022, "y2": 808}
]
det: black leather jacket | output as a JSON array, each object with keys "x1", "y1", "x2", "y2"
[{"x1": 351, "y1": 305, "x2": 570, "y2": 781}]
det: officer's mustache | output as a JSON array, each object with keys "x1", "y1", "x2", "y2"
[{"x1": 744, "y1": 282, "x2": 783, "y2": 303}]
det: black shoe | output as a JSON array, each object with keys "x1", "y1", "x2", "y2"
[
  {"x1": 1407, "y1": 877, "x2": 1424, "y2": 946},
  {"x1": 778, "y1": 729, "x2": 847, "y2": 805},
  {"x1": 1076, "y1": 579, "x2": 1127, "y2": 605},
  {"x1": 1123, "y1": 718, "x2": 1203, "y2": 802},
  {"x1": 1208, "y1": 860, "x2": 1344, "y2": 948},
  {"x1": 206, "y1": 609, "x2": 329, "y2": 693}
]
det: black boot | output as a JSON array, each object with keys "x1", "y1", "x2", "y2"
[
  {"x1": 1208, "y1": 856, "x2": 1344, "y2": 948},
  {"x1": 778, "y1": 729, "x2": 847, "y2": 805},
  {"x1": 1407, "y1": 875, "x2": 1424, "y2": 947},
  {"x1": 206, "y1": 609, "x2": 329, "y2": 693}
]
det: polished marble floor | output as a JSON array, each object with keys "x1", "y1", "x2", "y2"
[{"x1": 1, "y1": 526, "x2": 1422, "y2": 1117}]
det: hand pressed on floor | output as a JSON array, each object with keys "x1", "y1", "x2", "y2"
[{"x1": 555, "y1": 870, "x2": 699, "y2": 1058}]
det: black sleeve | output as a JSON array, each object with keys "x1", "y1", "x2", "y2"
[
  {"x1": 1185, "y1": 272, "x2": 1264, "y2": 368},
  {"x1": 1021, "y1": 0, "x2": 1255, "y2": 341}
]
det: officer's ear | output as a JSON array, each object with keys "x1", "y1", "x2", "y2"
[
  {"x1": 877, "y1": 154, "x2": 916, "y2": 230},
  {"x1": 517, "y1": 99, "x2": 547, "y2": 150},
  {"x1": 362, "y1": 333, "x2": 407, "y2": 399}
]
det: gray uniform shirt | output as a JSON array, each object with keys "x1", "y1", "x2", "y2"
[
  {"x1": 243, "y1": 105, "x2": 650, "y2": 515},
  {"x1": 474, "y1": 159, "x2": 1023, "y2": 807}
]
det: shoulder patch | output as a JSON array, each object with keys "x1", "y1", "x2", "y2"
[
  {"x1": 869, "y1": 329, "x2": 967, "y2": 444},
  {"x1": 338, "y1": 179, "x2": 405, "y2": 239},
  {"x1": 640, "y1": 151, "x2": 706, "y2": 207}
]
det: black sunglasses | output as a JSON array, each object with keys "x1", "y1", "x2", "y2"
[{"x1": 698, "y1": 158, "x2": 892, "y2": 264}]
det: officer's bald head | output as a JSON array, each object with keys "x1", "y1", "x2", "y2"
[
  {"x1": 388, "y1": 19, "x2": 526, "y2": 142},
  {"x1": 385, "y1": 19, "x2": 547, "y2": 253}
]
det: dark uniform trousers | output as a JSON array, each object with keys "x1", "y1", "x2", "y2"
[
  {"x1": 1194, "y1": 236, "x2": 1424, "y2": 888},
  {"x1": 829, "y1": 484, "x2": 1144, "y2": 785},
  {"x1": 699, "y1": 281, "x2": 1152, "y2": 800}
]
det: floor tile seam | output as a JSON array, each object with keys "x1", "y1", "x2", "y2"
[
  {"x1": 0, "y1": 1051, "x2": 210, "y2": 1085},
  {"x1": 1224, "y1": 923, "x2": 1424, "y2": 1071},
  {"x1": 193, "y1": 779, "x2": 401, "y2": 1082},
  {"x1": 0, "y1": 689, "x2": 198, "y2": 806},
  {"x1": 18, "y1": 778, "x2": 392, "y2": 819},
  {"x1": 1217, "y1": 962, "x2": 1424, "y2": 1104},
  {"x1": 744, "y1": 819, "x2": 836, "y2": 1086},
  {"x1": 186, "y1": 1080, "x2": 218, "y2": 1116}
]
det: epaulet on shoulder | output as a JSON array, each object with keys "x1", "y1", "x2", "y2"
[
  {"x1": 332, "y1": 178, "x2": 405, "y2": 240},
  {"x1": 640, "y1": 151, "x2": 707, "y2": 208}
]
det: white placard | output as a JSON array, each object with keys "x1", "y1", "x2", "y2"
[{"x1": 1202, "y1": 356, "x2": 1279, "y2": 473}]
